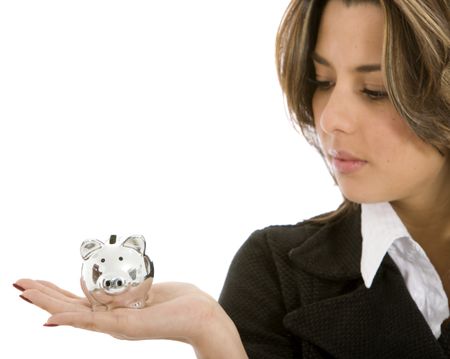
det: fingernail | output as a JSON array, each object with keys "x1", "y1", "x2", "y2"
[
  {"x1": 19, "y1": 294, "x2": 32, "y2": 304},
  {"x1": 13, "y1": 283, "x2": 25, "y2": 291},
  {"x1": 43, "y1": 323, "x2": 59, "y2": 327}
]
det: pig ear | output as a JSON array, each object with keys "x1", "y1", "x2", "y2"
[
  {"x1": 80, "y1": 239, "x2": 104, "y2": 260},
  {"x1": 122, "y1": 235, "x2": 146, "y2": 255}
]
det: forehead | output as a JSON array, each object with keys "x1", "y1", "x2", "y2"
[
  {"x1": 314, "y1": 0, "x2": 385, "y2": 67},
  {"x1": 93, "y1": 245, "x2": 137, "y2": 257}
]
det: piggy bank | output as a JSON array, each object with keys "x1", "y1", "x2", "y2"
[{"x1": 80, "y1": 234, "x2": 154, "y2": 311}]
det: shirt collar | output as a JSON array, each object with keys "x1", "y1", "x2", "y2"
[{"x1": 360, "y1": 202, "x2": 411, "y2": 288}]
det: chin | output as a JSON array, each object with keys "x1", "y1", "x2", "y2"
[{"x1": 339, "y1": 185, "x2": 390, "y2": 204}]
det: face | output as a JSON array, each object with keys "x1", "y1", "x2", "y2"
[{"x1": 312, "y1": 0, "x2": 449, "y2": 205}]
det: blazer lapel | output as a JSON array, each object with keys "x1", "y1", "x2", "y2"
[{"x1": 283, "y1": 208, "x2": 446, "y2": 358}]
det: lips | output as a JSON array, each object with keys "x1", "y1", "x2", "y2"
[
  {"x1": 329, "y1": 150, "x2": 364, "y2": 161},
  {"x1": 328, "y1": 150, "x2": 367, "y2": 174}
]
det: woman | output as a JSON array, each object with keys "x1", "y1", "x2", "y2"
[{"x1": 14, "y1": 0, "x2": 450, "y2": 358}]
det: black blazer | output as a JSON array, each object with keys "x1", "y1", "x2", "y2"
[{"x1": 219, "y1": 206, "x2": 450, "y2": 358}]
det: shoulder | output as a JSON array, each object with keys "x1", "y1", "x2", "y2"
[
  {"x1": 230, "y1": 206, "x2": 362, "y2": 279},
  {"x1": 219, "y1": 212, "x2": 339, "y2": 337},
  {"x1": 234, "y1": 214, "x2": 330, "y2": 263},
  {"x1": 221, "y1": 216, "x2": 330, "y2": 296}
]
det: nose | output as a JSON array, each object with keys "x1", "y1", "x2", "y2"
[
  {"x1": 103, "y1": 277, "x2": 126, "y2": 292},
  {"x1": 317, "y1": 86, "x2": 357, "y2": 135}
]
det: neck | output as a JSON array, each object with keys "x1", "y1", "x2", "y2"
[{"x1": 390, "y1": 179, "x2": 450, "y2": 248}]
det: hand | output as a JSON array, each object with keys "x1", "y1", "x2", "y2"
[
  {"x1": 14, "y1": 279, "x2": 216, "y2": 341},
  {"x1": 14, "y1": 279, "x2": 248, "y2": 358}
]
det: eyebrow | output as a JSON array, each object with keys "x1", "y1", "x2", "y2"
[{"x1": 312, "y1": 52, "x2": 381, "y2": 73}]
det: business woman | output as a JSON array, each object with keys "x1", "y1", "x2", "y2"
[{"x1": 15, "y1": 0, "x2": 450, "y2": 358}]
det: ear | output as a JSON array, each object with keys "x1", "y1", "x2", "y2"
[
  {"x1": 80, "y1": 239, "x2": 104, "y2": 260},
  {"x1": 122, "y1": 235, "x2": 146, "y2": 255}
]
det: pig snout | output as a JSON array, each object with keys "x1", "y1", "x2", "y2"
[{"x1": 101, "y1": 276, "x2": 128, "y2": 294}]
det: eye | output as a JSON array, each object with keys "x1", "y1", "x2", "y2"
[
  {"x1": 362, "y1": 89, "x2": 388, "y2": 101},
  {"x1": 308, "y1": 78, "x2": 334, "y2": 90},
  {"x1": 101, "y1": 258, "x2": 105, "y2": 263},
  {"x1": 119, "y1": 257, "x2": 123, "y2": 261}
]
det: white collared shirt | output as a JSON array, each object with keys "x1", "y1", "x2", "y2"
[{"x1": 360, "y1": 202, "x2": 449, "y2": 339}]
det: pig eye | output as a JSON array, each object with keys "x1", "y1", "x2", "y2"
[
  {"x1": 119, "y1": 257, "x2": 123, "y2": 261},
  {"x1": 101, "y1": 258, "x2": 105, "y2": 263}
]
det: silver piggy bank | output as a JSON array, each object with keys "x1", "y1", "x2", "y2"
[{"x1": 80, "y1": 234, "x2": 154, "y2": 311}]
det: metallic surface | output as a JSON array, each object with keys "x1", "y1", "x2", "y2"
[{"x1": 80, "y1": 234, "x2": 154, "y2": 311}]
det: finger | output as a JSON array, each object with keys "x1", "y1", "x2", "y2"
[
  {"x1": 20, "y1": 289, "x2": 91, "y2": 315},
  {"x1": 47, "y1": 300, "x2": 204, "y2": 343},
  {"x1": 15, "y1": 279, "x2": 89, "y2": 307},
  {"x1": 47, "y1": 309, "x2": 170, "y2": 341},
  {"x1": 47, "y1": 311, "x2": 122, "y2": 335},
  {"x1": 35, "y1": 280, "x2": 85, "y2": 300}
]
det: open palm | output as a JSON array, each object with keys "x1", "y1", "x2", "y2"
[{"x1": 14, "y1": 279, "x2": 219, "y2": 344}]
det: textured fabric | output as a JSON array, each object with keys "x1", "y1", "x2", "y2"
[
  {"x1": 361, "y1": 202, "x2": 449, "y2": 338},
  {"x1": 219, "y1": 206, "x2": 450, "y2": 358}
]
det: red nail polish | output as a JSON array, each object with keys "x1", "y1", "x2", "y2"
[
  {"x1": 19, "y1": 294, "x2": 32, "y2": 304},
  {"x1": 13, "y1": 283, "x2": 25, "y2": 291},
  {"x1": 43, "y1": 323, "x2": 59, "y2": 327}
]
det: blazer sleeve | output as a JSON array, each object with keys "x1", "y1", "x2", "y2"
[{"x1": 219, "y1": 229, "x2": 297, "y2": 359}]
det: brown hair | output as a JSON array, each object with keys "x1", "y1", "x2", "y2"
[{"x1": 275, "y1": 0, "x2": 450, "y2": 223}]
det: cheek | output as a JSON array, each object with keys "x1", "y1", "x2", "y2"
[
  {"x1": 369, "y1": 115, "x2": 444, "y2": 190},
  {"x1": 369, "y1": 115, "x2": 423, "y2": 164}
]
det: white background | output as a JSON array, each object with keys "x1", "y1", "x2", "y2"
[{"x1": 0, "y1": 1, "x2": 341, "y2": 357}]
